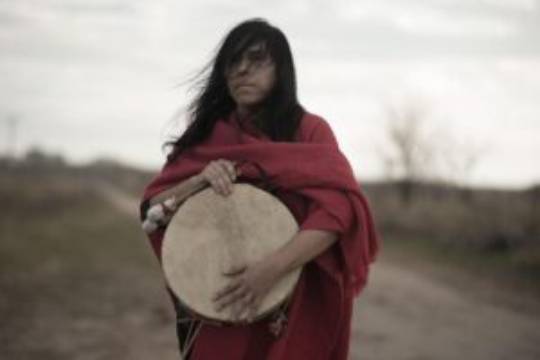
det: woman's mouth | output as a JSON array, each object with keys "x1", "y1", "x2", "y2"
[{"x1": 235, "y1": 83, "x2": 255, "y2": 90}]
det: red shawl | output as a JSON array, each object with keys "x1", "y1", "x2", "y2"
[{"x1": 139, "y1": 111, "x2": 379, "y2": 359}]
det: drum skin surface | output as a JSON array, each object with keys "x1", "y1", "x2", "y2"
[{"x1": 162, "y1": 183, "x2": 300, "y2": 323}]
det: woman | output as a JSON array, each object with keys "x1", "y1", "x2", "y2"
[{"x1": 139, "y1": 18, "x2": 379, "y2": 359}]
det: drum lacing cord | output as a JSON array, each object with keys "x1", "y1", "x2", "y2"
[
  {"x1": 177, "y1": 316, "x2": 202, "y2": 359},
  {"x1": 176, "y1": 307, "x2": 292, "y2": 357},
  {"x1": 268, "y1": 299, "x2": 291, "y2": 338},
  {"x1": 174, "y1": 300, "x2": 225, "y2": 358}
]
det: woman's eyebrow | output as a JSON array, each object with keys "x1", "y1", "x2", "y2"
[
  {"x1": 245, "y1": 43, "x2": 267, "y2": 54},
  {"x1": 245, "y1": 47, "x2": 268, "y2": 58}
]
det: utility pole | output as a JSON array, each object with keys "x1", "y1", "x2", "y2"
[{"x1": 5, "y1": 114, "x2": 19, "y2": 159}]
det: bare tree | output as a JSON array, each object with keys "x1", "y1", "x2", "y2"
[
  {"x1": 378, "y1": 101, "x2": 483, "y2": 204},
  {"x1": 435, "y1": 132, "x2": 485, "y2": 201},
  {"x1": 378, "y1": 102, "x2": 437, "y2": 203}
]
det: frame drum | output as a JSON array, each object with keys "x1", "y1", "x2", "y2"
[{"x1": 161, "y1": 183, "x2": 301, "y2": 323}]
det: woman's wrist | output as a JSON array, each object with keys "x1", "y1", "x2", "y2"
[
  {"x1": 263, "y1": 245, "x2": 296, "y2": 280},
  {"x1": 262, "y1": 236, "x2": 303, "y2": 281},
  {"x1": 263, "y1": 258, "x2": 289, "y2": 290},
  {"x1": 191, "y1": 173, "x2": 204, "y2": 185}
]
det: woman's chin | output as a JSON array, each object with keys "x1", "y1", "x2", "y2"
[{"x1": 235, "y1": 97, "x2": 264, "y2": 108}]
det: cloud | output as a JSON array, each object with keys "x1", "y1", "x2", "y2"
[{"x1": 337, "y1": 1, "x2": 517, "y2": 37}]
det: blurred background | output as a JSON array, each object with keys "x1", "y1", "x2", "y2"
[{"x1": 1, "y1": 1, "x2": 539, "y2": 359}]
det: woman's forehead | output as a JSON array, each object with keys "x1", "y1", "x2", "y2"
[{"x1": 233, "y1": 40, "x2": 269, "y2": 57}]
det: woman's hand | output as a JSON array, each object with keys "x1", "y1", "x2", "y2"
[
  {"x1": 198, "y1": 159, "x2": 240, "y2": 196},
  {"x1": 213, "y1": 259, "x2": 283, "y2": 323},
  {"x1": 211, "y1": 230, "x2": 338, "y2": 323}
]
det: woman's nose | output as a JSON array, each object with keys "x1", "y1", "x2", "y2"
[{"x1": 236, "y1": 57, "x2": 250, "y2": 73}]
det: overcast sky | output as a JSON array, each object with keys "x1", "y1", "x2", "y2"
[{"x1": 1, "y1": 0, "x2": 539, "y2": 188}]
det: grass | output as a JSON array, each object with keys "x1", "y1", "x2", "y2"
[
  {"x1": 380, "y1": 234, "x2": 540, "y2": 305},
  {"x1": 0, "y1": 185, "x2": 153, "y2": 273},
  {"x1": 0, "y1": 179, "x2": 167, "y2": 359}
]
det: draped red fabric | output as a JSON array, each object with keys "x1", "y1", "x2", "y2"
[{"x1": 139, "y1": 111, "x2": 380, "y2": 359}]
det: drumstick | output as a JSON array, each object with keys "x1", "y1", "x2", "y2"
[
  {"x1": 143, "y1": 176, "x2": 209, "y2": 234},
  {"x1": 149, "y1": 174, "x2": 208, "y2": 207}
]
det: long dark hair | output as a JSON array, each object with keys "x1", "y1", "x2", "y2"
[{"x1": 164, "y1": 18, "x2": 305, "y2": 164}]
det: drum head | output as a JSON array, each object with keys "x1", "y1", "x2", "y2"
[{"x1": 162, "y1": 183, "x2": 300, "y2": 323}]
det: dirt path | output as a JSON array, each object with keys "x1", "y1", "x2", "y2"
[
  {"x1": 98, "y1": 183, "x2": 540, "y2": 360},
  {"x1": 91, "y1": 182, "x2": 180, "y2": 360},
  {"x1": 95, "y1": 180, "x2": 141, "y2": 218},
  {"x1": 352, "y1": 261, "x2": 540, "y2": 360}
]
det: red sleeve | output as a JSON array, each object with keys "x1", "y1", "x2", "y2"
[
  {"x1": 297, "y1": 114, "x2": 350, "y2": 233},
  {"x1": 299, "y1": 201, "x2": 343, "y2": 232}
]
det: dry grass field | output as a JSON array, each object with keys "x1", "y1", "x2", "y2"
[{"x1": 0, "y1": 166, "x2": 178, "y2": 360}]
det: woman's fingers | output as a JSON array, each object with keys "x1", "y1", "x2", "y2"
[
  {"x1": 221, "y1": 289, "x2": 257, "y2": 321},
  {"x1": 206, "y1": 167, "x2": 230, "y2": 196},
  {"x1": 215, "y1": 285, "x2": 250, "y2": 312},
  {"x1": 236, "y1": 293, "x2": 257, "y2": 321},
  {"x1": 245, "y1": 297, "x2": 261, "y2": 323},
  {"x1": 203, "y1": 159, "x2": 238, "y2": 196},
  {"x1": 222, "y1": 264, "x2": 247, "y2": 276},
  {"x1": 214, "y1": 175, "x2": 230, "y2": 195},
  {"x1": 213, "y1": 280, "x2": 242, "y2": 301},
  {"x1": 218, "y1": 159, "x2": 237, "y2": 181},
  {"x1": 208, "y1": 179, "x2": 225, "y2": 196},
  {"x1": 216, "y1": 161, "x2": 236, "y2": 195}
]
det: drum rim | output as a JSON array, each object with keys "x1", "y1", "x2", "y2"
[{"x1": 168, "y1": 276, "x2": 301, "y2": 325}]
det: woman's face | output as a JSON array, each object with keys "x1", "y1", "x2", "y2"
[{"x1": 224, "y1": 42, "x2": 276, "y2": 110}]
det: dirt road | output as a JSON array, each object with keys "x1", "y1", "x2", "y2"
[
  {"x1": 352, "y1": 261, "x2": 540, "y2": 360},
  {"x1": 98, "y1": 183, "x2": 540, "y2": 360}
]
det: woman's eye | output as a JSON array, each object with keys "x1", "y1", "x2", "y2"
[
  {"x1": 225, "y1": 50, "x2": 270, "y2": 74},
  {"x1": 228, "y1": 58, "x2": 240, "y2": 68},
  {"x1": 249, "y1": 53, "x2": 266, "y2": 62}
]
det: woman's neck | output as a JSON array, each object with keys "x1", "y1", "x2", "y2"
[{"x1": 235, "y1": 105, "x2": 260, "y2": 121}]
